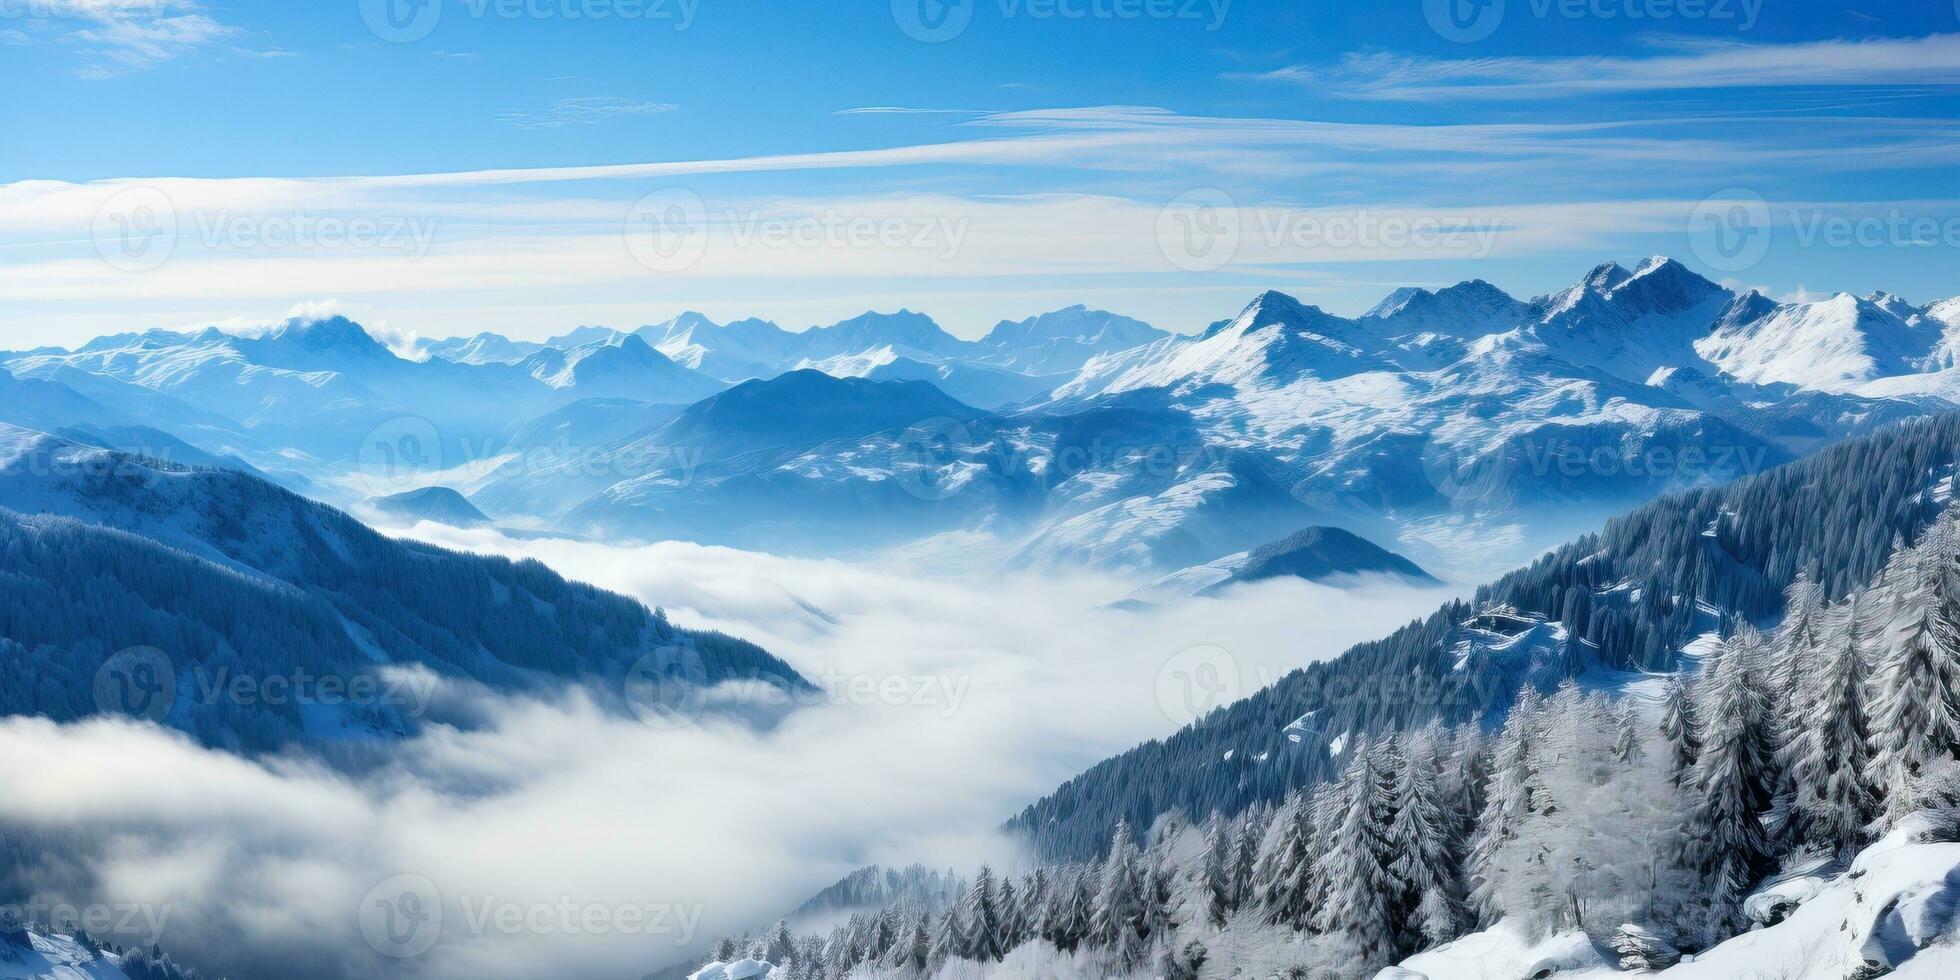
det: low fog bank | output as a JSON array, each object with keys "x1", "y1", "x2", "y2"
[{"x1": 0, "y1": 533, "x2": 1457, "y2": 979}]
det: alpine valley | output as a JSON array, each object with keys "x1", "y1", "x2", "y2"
[{"x1": 12, "y1": 261, "x2": 1960, "y2": 980}]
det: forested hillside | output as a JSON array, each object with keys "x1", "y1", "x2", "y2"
[
  {"x1": 1007, "y1": 415, "x2": 1960, "y2": 861},
  {"x1": 694, "y1": 473, "x2": 1960, "y2": 980},
  {"x1": 0, "y1": 426, "x2": 808, "y2": 753}
]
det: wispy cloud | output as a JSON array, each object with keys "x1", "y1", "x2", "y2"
[
  {"x1": 11, "y1": 0, "x2": 246, "y2": 77},
  {"x1": 835, "y1": 106, "x2": 986, "y2": 116},
  {"x1": 496, "y1": 96, "x2": 678, "y2": 130},
  {"x1": 1249, "y1": 32, "x2": 1960, "y2": 101}
]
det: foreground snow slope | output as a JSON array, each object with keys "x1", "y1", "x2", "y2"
[{"x1": 1392, "y1": 818, "x2": 1960, "y2": 980}]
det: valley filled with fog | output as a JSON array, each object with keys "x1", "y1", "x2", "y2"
[{"x1": 0, "y1": 531, "x2": 1454, "y2": 980}]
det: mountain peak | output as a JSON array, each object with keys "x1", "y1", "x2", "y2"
[
  {"x1": 270, "y1": 315, "x2": 389, "y2": 356},
  {"x1": 1607, "y1": 255, "x2": 1725, "y2": 314},
  {"x1": 1582, "y1": 261, "x2": 1632, "y2": 293},
  {"x1": 1365, "y1": 279, "x2": 1522, "y2": 335},
  {"x1": 1243, "y1": 289, "x2": 1327, "y2": 322}
]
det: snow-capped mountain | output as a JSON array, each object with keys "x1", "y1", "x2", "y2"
[
  {"x1": 9, "y1": 259, "x2": 1958, "y2": 577},
  {"x1": 423, "y1": 331, "x2": 547, "y2": 365},
  {"x1": 1363, "y1": 278, "x2": 1529, "y2": 338},
  {"x1": 517, "y1": 333, "x2": 727, "y2": 406},
  {"x1": 972, "y1": 305, "x2": 1168, "y2": 376},
  {"x1": 638, "y1": 312, "x2": 804, "y2": 382}
]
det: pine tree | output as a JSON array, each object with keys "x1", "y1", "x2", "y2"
[
  {"x1": 1092, "y1": 821, "x2": 1143, "y2": 950},
  {"x1": 1046, "y1": 867, "x2": 1092, "y2": 953},
  {"x1": 1869, "y1": 529, "x2": 1960, "y2": 822},
  {"x1": 895, "y1": 911, "x2": 930, "y2": 974},
  {"x1": 962, "y1": 864, "x2": 1004, "y2": 961},
  {"x1": 1470, "y1": 688, "x2": 1541, "y2": 924},
  {"x1": 1201, "y1": 810, "x2": 1233, "y2": 928},
  {"x1": 928, "y1": 905, "x2": 963, "y2": 968},
  {"x1": 1685, "y1": 628, "x2": 1778, "y2": 932},
  {"x1": 1013, "y1": 868, "x2": 1047, "y2": 950},
  {"x1": 1229, "y1": 809, "x2": 1261, "y2": 912},
  {"x1": 1766, "y1": 573, "x2": 1826, "y2": 845},
  {"x1": 764, "y1": 919, "x2": 796, "y2": 965},
  {"x1": 1786, "y1": 596, "x2": 1879, "y2": 860},
  {"x1": 1611, "y1": 703, "x2": 1644, "y2": 765},
  {"x1": 996, "y1": 878, "x2": 1019, "y2": 954},
  {"x1": 1314, "y1": 738, "x2": 1399, "y2": 967},
  {"x1": 1387, "y1": 729, "x2": 1466, "y2": 950},
  {"x1": 1658, "y1": 676, "x2": 1700, "y2": 788},
  {"x1": 1258, "y1": 790, "x2": 1318, "y2": 929}
]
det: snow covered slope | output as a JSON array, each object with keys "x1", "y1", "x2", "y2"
[
  {"x1": 0, "y1": 423, "x2": 808, "y2": 751},
  {"x1": 1391, "y1": 818, "x2": 1960, "y2": 980}
]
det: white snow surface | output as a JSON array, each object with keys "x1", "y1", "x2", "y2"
[{"x1": 1385, "y1": 818, "x2": 1960, "y2": 980}]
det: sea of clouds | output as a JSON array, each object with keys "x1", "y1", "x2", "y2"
[{"x1": 0, "y1": 531, "x2": 1455, "y2": 979}]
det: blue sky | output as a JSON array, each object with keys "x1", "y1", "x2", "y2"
[{"x1": 4, "y1": 0, "x2": 1960, "y2": 346}]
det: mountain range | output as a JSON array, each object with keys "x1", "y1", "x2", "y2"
[{"x1": 6, "y1": 258, "x2": 1959, "y2": 579}]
